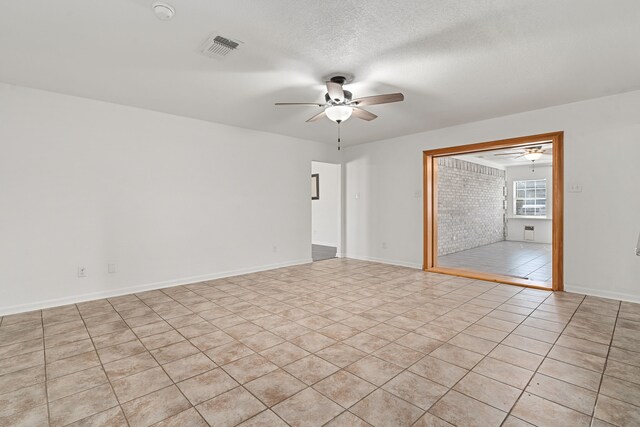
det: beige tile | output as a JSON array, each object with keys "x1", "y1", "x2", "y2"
[
  {"x1": 0, "y1": 383, "x2": 46, "y2": 418},
  {"x1": 49, "y1": 383, "x2": 118, "y2": 427},
  {"x1": 189, "y1": 330, "x2": 234, "y2": 351},
  {"x1": 409, "y1": 355, "x2": 468, "y2": 388},
  {"x1": 47, "y1": 366, "x2": 108, "y2": 402},
  {"x1": 430, "y1": 390, "x2": 507, "y2": 427},
  {"x1": 604, "y1": 359, "x2": 640, "y2": 385},
  {"x1": 272, "y1": 387, "x2": 343, "y2": 427},
  {"x1": 351, "y1": 389, "x2": 424, "y2": 427},
  {"x1": 318, "y1": 323, "x2": 360, "y2": 340},
  {"x1": 284, "y1": 354, "x2": 340, "y2": 385},
  {"x1": 472, "y1": 357, "x2": 534, "y2": 389},
  {"x1": 290, "y1": 331, "x2": 336, "y2": 353},
  {"x1": 316, "y1": 343, "x2": 366, "y2": 368},
  {"x1": 594, "y1": 394, "x2": 640, "y2": 427},
  {"x1": 205, "y1": 340, "x2": 255, "y2": 365},
  {"x1": 103, "y1": 352, "x2": 158, "y2": 381},
  {"x1": 454, "y1": 372, "x2": 521, "y2": 412},
  {"x1": 413, "y1": 412, "x2": 454, "y2": 427},
  {"x1": 223, "y1": 353, "x2": 278, "y2": 383},
  {"x1": 111, "y1": 366, "x2": 172, "y2": 403},
  {"x1": 97, "y1": 339, "x2": 146, "y2": 364},
  {"x1": 547, "y1": 345, "x2": 606, "y2": 372},
  {"x1": 46, "y1": 350, "x2": 101, "y2": 380},
  {"x1": 260, "y1": 342, "x2": 309, "y2": 367},
  {"x1": 343, "y1": 332, "x2": 390, "y2": 353},
  {"x1": 511, "y1": 392, "x2": 591, "y2": 427},
  {"x1": 151, "y1": 408, "x2": 208, "y2": 427},
  {"x1": 240, "y1": 331, "x2": 285, "y2": 352},
  {"x1": 383, "y1": 371, "x2": 448, "y2": 410},
  {"x1": 448, "y1": 333, "x2": 497, "y2": 355},
  {"x1": 526, "y1": 373, "x2": 597, "y2": 415},
  {"x1": 325, "y1": 411, "x2": 372, "y2": 427},
  {"x1": 92, "y1": 329, "x2": 137, "y2": 349},
  {"x1": 0, "y1": 350, "x2": 43, "y2": 377},
  {"x1": 121, "y1": 385, "x2": 190, "y2": 427},
  {"x1": 599, "y1": 375, "x2": 640, "y2": 407},
  {"x1": 66, "y1": 406, "x2": 127, "y2": 427},
  {"x1": 372, "y1": 342, "x2": 423, "y2": 368},
  {"x1": 501, "y1": 334, "x2": 552, "y2": 356},
  {"x1": 487, "y1": 344, "x2": 544, "y2": 371},
  {"x1": 162, "y1": 352, "x2": 216, "y2": 382},
  {"x1": 314, "y1": 370, "x2": 376, "y2": 408},
  {"x1": 237, "y1": 409, "x2": 289, "y2": 427},
  {"x1": 196, "y1": 386, "x2": 266, "y2": 427},
  {"x1": 555, "y1": 334, "x2": 609, "y2": 357},
  {"x1": 537, "y1": 358, "x2": 602, "y2": 391},
  {"x1": 346, "y1": 355, "x2": 403, "y2": 386},
  {"x1": 0, "y1": 338, "x2": 43, "y2": 361},
  {"x1": 150, "y1": 340, "x2": 199, "y2": 364},
  {"x1": 140, "y1": 330, "x2": 185, "y2": 350},
  {"x1": 430, "y1": 343, "x2": 484, "y2": 369},
  {"x1": 0, "y1": 365, "x2": 45, "y2": 395},
  {"x1": 395, "y1": 332, "x2": 443, "y2": 353},
  {"x1": 0, "y1": 404, "x2": 49, "y2": 427},
  {"x1": 245, "y1": 369, "x2": 306, "y2": 406},
  {"x1": 177, "y1": 368, "x2": 238, "y2": 405}
]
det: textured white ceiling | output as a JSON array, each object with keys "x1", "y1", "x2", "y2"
[
  {"x1": 1, "y1": 0, "x2": 639, "y2": 146},
  {"x1": 457, "y1": 143, "x2": 554, "y2": 168}
]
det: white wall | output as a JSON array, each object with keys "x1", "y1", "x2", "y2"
[
  {"x1": 311, "y1": 162, "x2": 340, "y2": 248},
  {"x1": 343, "y1": 90, "x2": 640, "y2": 302},
  {"x1": 505, "y1": 164, "x2": 553, "y2": 244},
  {"x1": 0, "y1": 83, "x2": 339, "y2": 315}
]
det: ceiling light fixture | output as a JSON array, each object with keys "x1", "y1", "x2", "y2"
[
  {"x1": 524, "y1": 152, "x2": 543, "y2": 161},
  {"x1": 152, "y1": 1, "x2": 175, "y2": 21},
  {"x1": 324, "y1": 105, "x2": 353, "y2": 123}
]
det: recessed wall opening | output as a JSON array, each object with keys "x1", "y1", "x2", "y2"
[
  {"x1": 423, "y1": 132, "x2": 564, "y2": 291},
  {"x1": 311, "y1": 161, "x2": 342, "y2": 262}
]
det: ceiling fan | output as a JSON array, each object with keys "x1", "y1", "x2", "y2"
[
  {"x1": 494, "y1": 145, "x2": 552, "y2": 171},
  {"x1": 275, "y1": 75, "x2": 404, "y2": 149}
]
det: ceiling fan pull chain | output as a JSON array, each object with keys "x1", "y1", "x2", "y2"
[{"x1": 337, "y1": 122, "x2": 341, "y2": 150}]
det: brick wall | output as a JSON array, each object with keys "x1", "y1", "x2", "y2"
[{"x1": 437, "y1": 158, "x2": 506, "y2": 256}]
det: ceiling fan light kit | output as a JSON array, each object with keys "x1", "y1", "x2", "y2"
[{"x1": 275, "y1": 74, "x2": 404, "y2": 149}]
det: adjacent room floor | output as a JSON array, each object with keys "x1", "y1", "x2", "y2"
[
  {"x1": 312, "y1": 244, "x2": 337, "y2": 262},
  {"x1": 438, "y1": 240, "x2": 552, "y2": 283},
  {"x1": 1, "y1": 259, "x2": 638, "y2": 426}
]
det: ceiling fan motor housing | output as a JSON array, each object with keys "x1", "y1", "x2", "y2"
[{"x1": 325, "y1": 90, "x2": 352, "y2": 103}]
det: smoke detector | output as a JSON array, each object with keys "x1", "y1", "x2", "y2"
[
  {"x1": 152, "y1": 2, "x2": 175, "y2": 21},
  {"x1": 200, "y1": 34, "x2": 243, "y2": 59}
]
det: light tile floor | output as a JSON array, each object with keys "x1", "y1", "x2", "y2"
[
  {"x1": 1, "y1": 258, "x2": 639, "y2": 426},
  {"x1": 438, "y1": 241, "x2": 553, "y2": 283}
]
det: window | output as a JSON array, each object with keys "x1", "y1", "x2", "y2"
[{"x1": 514, "y1": 179, "x2": 546, "y2": 217}]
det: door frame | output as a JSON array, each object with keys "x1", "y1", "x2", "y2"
[{"x1": 423, "y1": 131, "x2": 564, "y2": 291}]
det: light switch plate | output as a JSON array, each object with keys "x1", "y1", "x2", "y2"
[{"x1": 568, "y1": 183, "x2": 583, "y2": 193}]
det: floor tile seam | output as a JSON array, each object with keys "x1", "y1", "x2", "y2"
[{"x1": 500, "y1": 292, "x2": 593, "y2": 425}]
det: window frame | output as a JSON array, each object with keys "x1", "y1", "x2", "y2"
[{"x1": 513, "y1": 178, "x2": 547, "y2": 218}]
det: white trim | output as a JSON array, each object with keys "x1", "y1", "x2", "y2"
[
  {"x1": 564, "y1": 283, "x2": 640, "y2": 304},
  {"x1": 0, "y1": 258, "x2": 312, "y2": 316},
  {"x1": 344, "y1": 254, "x2": 422, "y2": 270}
]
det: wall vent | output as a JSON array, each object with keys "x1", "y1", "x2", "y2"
[{"x1": 200, "y1": 34, "x2": 242, "y2": 59}]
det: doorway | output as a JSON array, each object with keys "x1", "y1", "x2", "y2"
[
  {"x1": 311, "y1": 161, "x2": 342, "y2": 261},
  {"x1": 423, "y1": 132, "x2": 564, "y2": 291}
]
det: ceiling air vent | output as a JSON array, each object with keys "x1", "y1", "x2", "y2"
[{"x1": 200, "y1": 34, "x2": 242, "y2": 59}]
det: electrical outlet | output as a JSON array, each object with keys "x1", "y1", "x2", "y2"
[
  {"x1": 108, "y1": 264, "x2": 116, "y2": 274},
  {"x1": 568, "y1": 183, "x2": 583, "y2": 193},
  {"x1": 77, "y1": 267, "x2": 87, "y2": 278}
]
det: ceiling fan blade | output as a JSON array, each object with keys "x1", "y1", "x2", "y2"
[
  {"x1": 326, "y1": 81, "x2": 344, "y2": 102},
  {"x1": 352, "y1": 108, "x2": 378, "y2": 121},
  {"x1": 275, "y1": 102, "x2": 325, "y2": 106},
  {"x1": 306, "y1": 111, "x2": 327, "y2": 122},
  {"x1": 514, "y1": 154, "x2": 526, "y2": 159},
  {"x1": 351, "y1": 93, "x2": 404, "y2": 106},
  {"x1": 494, "y1": 152, "x2": 524, "y2": 156}
]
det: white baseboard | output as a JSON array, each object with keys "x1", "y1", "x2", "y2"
[
  {"x1": 344, "y1": 254, "x2": 422, "y2": 270},
  {"x1": 564, "y1": 283, "x2": 640, "y2": 304},
  {"x1": 0, "y1": 258, "x2": 312, "y2": 316}
]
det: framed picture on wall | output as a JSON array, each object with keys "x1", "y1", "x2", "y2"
[{"x1": 311, "y1": 173, "x2": 319, "y2": 200}]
